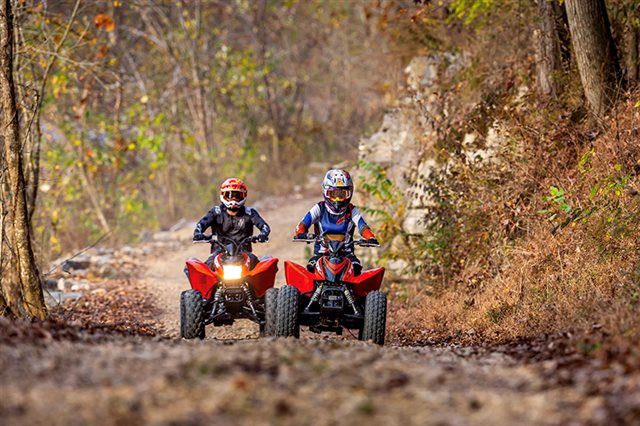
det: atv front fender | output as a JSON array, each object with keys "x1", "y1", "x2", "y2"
[
  {"x1": 185, "y1": 259, "x2": 218, "y2": 299},
  {"x1": 247, "y1": 258, "x2": 279, "y2": 298},
  {"x1": 351, "y1": 267, "x2": 385, "y2": 298},
  {"x1": 284, "y1": 260, "x2": 315, "y2": 294}
]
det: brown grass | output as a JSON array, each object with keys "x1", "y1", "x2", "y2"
[{"x1": 389, "y1": 93, "x2": 640, "y2": 349}]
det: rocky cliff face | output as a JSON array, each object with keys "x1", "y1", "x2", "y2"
[
  {"x1": 359, "y1": 52, "x2": 467, "y2": 236},
  {"x1": 358, "y1": 51, "x2": 519, "y2": 274}
]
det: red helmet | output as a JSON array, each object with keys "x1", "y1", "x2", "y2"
[{"x1": 220, "y1": 178, "x2": 247, "y2": 210}]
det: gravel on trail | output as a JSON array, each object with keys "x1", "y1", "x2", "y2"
[{"x1": 0, "y1": 337, "x2": 594, "y2": 426}]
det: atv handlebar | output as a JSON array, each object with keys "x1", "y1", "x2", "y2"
[
  {"x1": 193, "y1": 235, "x2": 262, "y2": 246},
  {"x1": 357, "y1": 240, "x2": 381, "y2": 247},
  {"x1": 292, "y1": 234, "x2": 380, "y2": 248}
]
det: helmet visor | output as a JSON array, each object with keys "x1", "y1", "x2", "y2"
[
  {"x1": 326, "y1": 188, "x2": 351, "y2": 202},
  {"x1": 223, "y1": 190, "x2": 246, "y2": 201}
]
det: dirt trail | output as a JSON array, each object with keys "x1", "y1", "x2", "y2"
[
  {"x1": 0, "y1": 195, "x2": 607, "y2": 425},
  {"x1": 0, "y1": 338, "x2": 595, "y2": 426}
]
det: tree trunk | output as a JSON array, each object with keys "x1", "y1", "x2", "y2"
[
  {"x1": 535, "y1": 0, "x2": 570, "y2": 97},
  {"x1": 565, "y1": 0, "x2": 622, "y2": 115},
  {"x1": 189, "y1": 0, "x2": 213, "y2": 155},
  {"x1": 626, "y1": 19, "x2": 638, "y2": 82},
  {"x1": 11, "y1": 9, "x2": 39, "y2": 221},
  {"x1": 0, "y1": 0, "x2": 46, "y2": 319},
  {"x1": 0, "y1": 189, "x2": 19, "y2": 317}
]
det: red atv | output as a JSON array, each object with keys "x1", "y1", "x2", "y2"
[
  {"x1": 180, "y1": 235, "x2": 278, "y2": 339},
  {"x1": 275, "y1": 234, "x2": 387, "y2": 345}
]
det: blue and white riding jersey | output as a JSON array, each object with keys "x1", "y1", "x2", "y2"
[{"x1": 301, "y1": 201, "x2": 370, "y2": 254}]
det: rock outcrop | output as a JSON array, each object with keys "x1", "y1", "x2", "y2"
[
  {"x1": 358, "y1": 52, "x2": 517, "y2": 275},
  {"x1": 359, "y1": 53, "x2": 466, "y2": 236}
]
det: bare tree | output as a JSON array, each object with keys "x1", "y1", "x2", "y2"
[
  {"x1": 535, "y1": 0, "x2": 570, "y2": 97},
  {"x1": 565, "y1": 0, "x2": 622, "y2": 114},
  {"x1": 0, "y1": 0, "x2": 46, "y2": 319},
  {"x1": 625, "y1": 7, "x2": 639, "y2": 82}
]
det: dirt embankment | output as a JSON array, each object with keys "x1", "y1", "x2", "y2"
[{"x1": 0, "y1": 195, "x2": 637, "y2": 425}]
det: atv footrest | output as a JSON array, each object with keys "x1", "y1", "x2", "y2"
[
  {"x1": 310, "y1": 324, "x2": 343, "y2": 335},
  {"x1": 213, "y1": 319, "x2": 234, "y2": 327}
]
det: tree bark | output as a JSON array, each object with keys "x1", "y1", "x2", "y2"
[
  {"x1": 186, "y1": 0, "x2": 213, "y2": 155},
  {"x1": 626, "y1": 19, "x2": 638, "y2": 82},
  {"x1": 0, "y1": 188, "x2": 19, "y2": 317},
  {"x1": 565, "y1": 0, "x2": 622, "y2": 115},
  {"x1": 535, "y1": 0, "x2": 570, "y2": 97},
  {"x1": 0, "y1": 0, "x2": 46, "y2": 319}
]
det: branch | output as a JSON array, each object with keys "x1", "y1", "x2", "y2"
[
  {"x1": 28, "y1": 47, "x2": 98, "y2": 68},
  {"x1": 43, "y1": 230, "x2": 114, "y2": 277},
  {"x1": 37, "y1": 0, "x2": 81, "y2": 112}
]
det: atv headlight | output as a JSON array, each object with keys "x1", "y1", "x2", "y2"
[{"x1": 223, "y1": 265, "x2": 242, "y2": 280}]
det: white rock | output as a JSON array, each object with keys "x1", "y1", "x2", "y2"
[
  {"x1": 89, "y1": 255, "x2": 114, "y2": 267},
  {"x1": 70, "y1": 282, "x2": 91, "y2": 291},
  {"x1": 402, "y1": 209, "x2": 431, "y2": 235},
  {"x1": 463, "y1": 133, "x2": 478, "y2": 146},
  {"x1": 387, "y1": 259, "x2": 408, "y2": 272}
]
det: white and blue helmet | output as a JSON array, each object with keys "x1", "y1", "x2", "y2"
[{"x1": 322, "y1": 169, "x2": 353, "y2": 214}]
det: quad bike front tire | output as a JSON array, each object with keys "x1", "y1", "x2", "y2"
[
  {"x1": 275, "y1": 285, "x2": 300, "y2": 338},
  {"x1": 180, "y1": 289, "x2": 205, "y2": 340},
  {"x1": 261, "y1": 288, "x2": 279, "y2": 337},
  {"x1": 359, "y1": 291, "x2": 386, "y2": 345}
]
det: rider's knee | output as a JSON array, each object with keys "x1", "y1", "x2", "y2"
[
  {"x1": 307, "y1": 257, "x2": 319, "y2": 273},
  {"x1": 353, "y1": 263, "x2": 362, "y2": 276}
]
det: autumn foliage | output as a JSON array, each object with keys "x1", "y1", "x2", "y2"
[
  {"x1": 14, "y1": 1, "x2": 403, "y2": 260},
  {"x1": 378, "y1": 1, "x2": 640, "y2": 353}
]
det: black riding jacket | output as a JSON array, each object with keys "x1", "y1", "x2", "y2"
[{"x1": 194, "y1": 204, "x2": 270, "y2": 252}]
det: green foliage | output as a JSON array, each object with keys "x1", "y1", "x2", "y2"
[
  {"x1": 357, "y1": 160, "x2": 405, "y2": 246},
  {"x1": 539, "y1": 161, "x2": 631, "y2": 234},
  {"x1": 358, "y1": 160, "x2": 398, "y2": 204},
  {"x1": 486, "y1": 303, "x2": 512, "y2": 325},
  {"x1": 578, "y1": 340, "x2": 602, "y2": 354},
  {"x1": 538, "y1": 186, "x2": 574, "y2": 223},
  {"x1": 450, "y1": 0, "x2": 497, "y2": 26},
  {"x1": 414, "y1": 225, "x2": 452, "y2": 268}
]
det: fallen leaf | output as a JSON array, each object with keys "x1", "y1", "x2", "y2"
[{"x1": 94, "y1": 14, "x2": 115, "y2": 32}]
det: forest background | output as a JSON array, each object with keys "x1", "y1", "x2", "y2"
[
  {"x1": 1, "y1": 0, "x2": 640, "y2": 359},
  {"x1": 11, "y1": 0, "x2": 406, "y2": 258}
]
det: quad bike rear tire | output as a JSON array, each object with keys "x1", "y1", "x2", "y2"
[
  {"x1": 359, "y1": 291, "x2": 386, "y2": 345},
  {"x1": 261, "y1": 288, "x2": 279, "y2": 337},
  {"x1": 275, "y1": 285, "x2": 300, "y2": 338},
  {"x1": 180, "y1": 289, "x2": 205, "y2": 340}
]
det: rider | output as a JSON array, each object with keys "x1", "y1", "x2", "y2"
[
  {"x1": 193, "y1": 178, "x2": 270, "y2": 271},
  {"x1": 294, "y1": 169, "x2": 378, "y2": 276}
]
